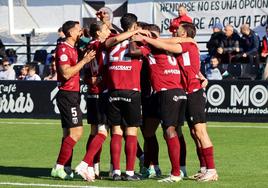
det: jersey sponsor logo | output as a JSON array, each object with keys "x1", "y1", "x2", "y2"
[
  {"x1": 109, "y1": 65, "x2": 132, "y2": 71},
  {"x1": 164, "y1": 69, "x2": 180, "y2": 74},
  {"x1": 60, "y1": 54, "x2": 68, "y2": 62},
  {"x1": 109, "y1": 96, "x2": 132, "y2": 102}
]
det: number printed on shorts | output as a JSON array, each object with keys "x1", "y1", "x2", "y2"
[
  {"x1": 109, "y1": 40, "x2": 131, "y2": 62},
  {"x1": 71, "y1": 107, "x2": 77, "y2": 117}
]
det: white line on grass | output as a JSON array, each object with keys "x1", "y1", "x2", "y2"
[
  {"x1": 0, "y1": 182, "x2": 125, "y2": 188},
  {"x1": 1, "y1": 121, "x2": 268, "y2": 128},
  {"x1": 208, "y1": 125, "x2": 268, "y2": 129}
]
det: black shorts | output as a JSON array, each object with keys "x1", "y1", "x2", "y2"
[
  {"x1": 185, "y1": 89, "x2": 207, "y2": 127},
  {"x1": 56, "y1": 90, "x2": 83, "y2": 128},
  {"x1": 86, "y1": 92, "x2": 108, "y2": 125},
  {"x1": 157, "y1": 88, "x2": 186, "y2": 128},
  {"x1": 107, "y1": 90, "x2": 142, "y2": 127},
  {"x1": 141, "y1": 93, "x2": 158, "y2": 119},
  {"x1": 178, "y1": 97, "x2": 187, "y2": 126}
]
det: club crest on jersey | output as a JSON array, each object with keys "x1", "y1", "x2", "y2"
[
  {"x1": 173, "y1": 95, "x2": 179, "y2": 102},
  {"x1": 72, "y1": 117, "x2": 78, "y2": 124},
  {"x1": 60, "y1": 54, "x2": 68, "y2": 62}
]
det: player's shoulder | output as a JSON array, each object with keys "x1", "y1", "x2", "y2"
[{"x1": 181, "y1": 42, "x2": 198, "y2": 50}]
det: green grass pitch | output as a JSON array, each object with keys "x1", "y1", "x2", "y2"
[{"x1": 0, "y1": 119, "x2": 268, "y2": 188}]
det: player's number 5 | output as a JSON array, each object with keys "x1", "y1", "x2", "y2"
[{"x1": 71, "y1": 107, "x2": 77, "y2": 117}]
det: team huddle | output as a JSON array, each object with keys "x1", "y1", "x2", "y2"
[{"x1": 50, "y1": 11, "x2": 218, "y2": 183}]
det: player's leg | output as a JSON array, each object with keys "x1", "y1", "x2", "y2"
[
  {"x1": 189, "y1": 127, "x2": 207, "y2": 179},
  {"x1": 176, "y1": 97, "x2": 187, "y2": 177},
  {"x1": 75, "y1": 95, "x2": 100, "y2": 181},
  {"x1": 157, "y1": 89, "x2": 182, "y2": 183},
  {"x1": 142, "y1": 117, "x2": 161, "y2": 178},
  {"x1": 107, "y1": 90, "x2": 123, "y2": 181},
  {"x1": 122, "y1": 90, "x2": 142, "y2": 181},
  {"x1": 52, "y1": 91, "x2": 83, "y2": 180},
  {"x1": 187, "y1": 89, "x2": 218, "y2": 181}
]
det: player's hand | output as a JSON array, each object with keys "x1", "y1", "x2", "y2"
[
  {"x1": 138, "y1": 29, "x2": 152, "y2": 37},
  {"x1": 132, "y1": 34, "x2": 144, "y2": 42},
  {"x1": 83, "y1": 50, "x2": 96, "y2": 63},
  {"x1": 217, "y1": 47, "x2": 223, "y2": 54},
  {"x1": 90, "y1": 76, "x2": 98, "y2": 85},
  {"x1": 201, "y1": 78, "x2": 208, "y2": 88}
]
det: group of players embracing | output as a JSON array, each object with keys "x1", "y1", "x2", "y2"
[{"x1": 51, "y1": 11, "x2": 218, "y2": 183}]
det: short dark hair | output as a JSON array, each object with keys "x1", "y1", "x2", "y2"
[
  {"x1": 58, "y1": 27, "x2": 63, "y2": 33},
  {"x1": 180, "y1": 22, "x2": 196, "y2": 38},
  {"x1": 62, "y1": 21, "x2": 79, "y2": 37},
  {"x1": 148, "y1": 24, "x2": 161, "y2": 34},
  {"x1": 137, "y1": 22, "x2": 149, "y2": 29},
  {"x1": 120, "y1": 13, "x2": 137, "y2": 31},
  {"x1": 89, "y1": 21, "x2": 105, "y2": 39},
  {"x1": 210, "y1": 56, "x2": 221, "y2": 63}
]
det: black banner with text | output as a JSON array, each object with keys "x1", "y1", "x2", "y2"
[{"x1": 0, "y1": 80, "x2": 267, "y2": 122}]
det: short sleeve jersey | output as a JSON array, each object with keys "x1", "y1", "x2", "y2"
[
  {"x1": 56, "y1": 42, "x2": 80, "y2": 92},
  {"x1": 107, "y1": 36, "x2": 142, "y2": 91},
  {"x1": 140, "y1": 46, "x2": 182, "y2": 92},
  {"x1": 84, "y1": 39, "x2": 108, "y2": 94},
  {"x1": 175, "y1": 42, "x2": 202, "y2": 93}
]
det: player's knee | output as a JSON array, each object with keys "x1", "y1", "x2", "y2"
[
  {"x1": 165, "y1": 126, "x2": 177, "y2": 139},
  {"x1": 125, "y1": 127, "x2": 137, "y2": 136},
  {"x1": 70, "y1": 130, "x2": 83, "y2": 141},
  {"x1": 98, "y1": 124, "x2": 109, "y2": 137},
  {"x1": 194, "y1": 124, "x2": 207, "y2": 140},
  {"x1": 112, "y1": 125, "x2": 122, "y2": 133}
]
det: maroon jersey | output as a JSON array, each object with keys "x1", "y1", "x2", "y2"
[
  {"x1": 141, "y1": 46, "x2": 182, "y2": 92},
  {"x1": 56, "y1": 42, "x2": 80, "y2": 92},
  {"x1": 107, "y1": 38, "x2": 142, "y2": 91},
  {"x1": 175, "y1": 42, "x2": 202, "y2": 93},
  {"x1": 84, "y1": 39, "x2": 107, "y2": 94}
]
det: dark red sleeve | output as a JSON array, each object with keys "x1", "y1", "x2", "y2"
[
  {"x1": 262, "y1": 37, "x2": 268, "y2": 53},
  {"x1": 56, "y1": 46, "x2": 71, "y2": 66}
]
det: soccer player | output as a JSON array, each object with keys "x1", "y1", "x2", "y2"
[
  {"x1": 131, "y1": 24, "x2": 185, "y2": 183},
  {"x1": 131, "y1": 23, "x2": 162, "y2": 178},
  {"x1": 51, "y1": 20, "x2": 96, "y2": 180},
  {"x1": 75, "y1": 21, "x2": 111, "y2": 181},
  {"x1": 104, "y1": 13, "x2": 150, "y2": 181},
  {"x1": 136, "y1": 22, "x2": 218, "y2": 182}
]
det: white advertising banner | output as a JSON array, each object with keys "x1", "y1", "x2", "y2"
[{"x1": 153, "y1": 0, "x2": 268, "y2": 37}]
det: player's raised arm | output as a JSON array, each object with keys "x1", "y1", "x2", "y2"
[
  {"x1": 137, "y1": 34, "x2": 183, "y2": 54},
  {"x1": 158, "y1": 37, "x2": 196, "y2": 44},
  {"x1": 59, "y1": 50, "x2": 96, "y2": 80},
  {"x1": 105, "y1": 29, "x2": 151, "y2": 48}
]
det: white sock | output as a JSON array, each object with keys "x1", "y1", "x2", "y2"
[
  {"x1": 94, "y1": 163, "x2": 100, "y2": 175},
  {"x1": 200, "y1": 167, "x2": 207, "y2": 173},
  {"x1": 126, "y1": 170, "x2": 134, "y2": 176},
  {"x1": 55, "y1": 164, "x2": 64, "y2": 169},
  {"x1": 113, "y1": 170, "x2": 121, "y2": 176},
  {"x1": 79, "y1": 161, "x2": 88, "y2": 169}
]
